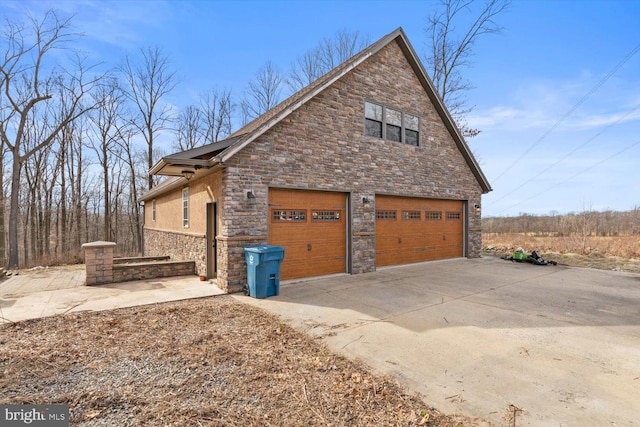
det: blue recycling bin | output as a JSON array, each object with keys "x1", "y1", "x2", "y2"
[{"x1": 243, "y1": 245, "x2": 285, "y2": 298}]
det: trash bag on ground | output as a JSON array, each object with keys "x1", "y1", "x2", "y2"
[{"x1": 502, "y1": 249, "x2": 557, "y2": 266}]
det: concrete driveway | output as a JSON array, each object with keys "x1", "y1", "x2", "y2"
[{"x1": 237, "y1": 257, "x2": 640, "y2": 426}]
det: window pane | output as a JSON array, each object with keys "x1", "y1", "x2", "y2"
[
  {"x1": 405, "y1": 129, "x2": 419, "y2": 146},
  {"x1": 425, "y1": 211, "x2": 442, "y2": 220},
  {"x1": 182, "y1": 189, "x2": 189, "y2": 227},
  {"x1": 386, "y1": 124, "x2": 401, "y2": 142},
  {"x1": 365, "y1": 118, "x2": 382, "y2": 138},
  {"x1": 402, "y1": 210, "x2": 421, "y2": 220},
  {"x1": 386, "y1": 108, "x2": 402, "y2": 126},
  {"x1": 272, "y1": 210, "x2": 307, "y2": 222},
  {"x1": 365, "y1": 102, "x2": 382, "y2": 121},
  {"x1": 312, "y1": 210, "x2": 341, "y2": 221},
  {"x1": 405, "y1": 113, "x2": 419, "y2": 131},
  {"x1": 376, "y1": 210, "x2": 397, "y2": 220},
  {"x1": 446, "y1": 211, "x2": 461, "y2": 220}
]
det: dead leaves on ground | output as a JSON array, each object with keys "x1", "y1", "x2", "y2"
[{"x1": 1, "y1": 296, "x2": 475, "y2": 426}]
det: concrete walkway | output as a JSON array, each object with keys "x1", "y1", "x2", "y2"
[
  {"x1": 236, "y1": 257, "x2": 640, "y2": 427},
  {"x1": 0, "y1": 268, "x2": 224, "y2": 323}
]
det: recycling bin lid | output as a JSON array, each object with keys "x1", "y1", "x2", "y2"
[{"x1": 244, "y1": 245, "x2": 285, "y2": 253}]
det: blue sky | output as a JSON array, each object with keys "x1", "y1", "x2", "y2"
[{"x1": 2, "y1": 0, "x2": 639, "y2": 217}]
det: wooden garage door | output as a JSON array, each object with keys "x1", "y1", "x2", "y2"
[
  {"x1": 376, "y1": 195, "x2": 464, "y2": 267},
  {"x1": 269, "y1": 188, "x2": 347, "y2": 280}
]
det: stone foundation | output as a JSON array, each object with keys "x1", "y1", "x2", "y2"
[{"x1": 143, "y1": 229, "x2": 206, "y2": 276}]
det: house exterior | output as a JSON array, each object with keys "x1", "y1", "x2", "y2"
[{"x1": 139, "y1": 28, "x2": 492, "y2": 293}]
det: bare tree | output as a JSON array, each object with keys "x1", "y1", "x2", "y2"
[
  {"x1": 114, "y1": 125, "x2": 144, "y2": 254},
  {"x1": 55, "y1": 120, "x2": 73, "y2": 257},
  {"x1": 0, "y1": 133, "x2": 6, "y2": 266},
  {"x1": 424, "y1": 0, "x2": 510, "y2": 137},
  {"x1": 120, "y1": 46, "x2": 177, "y2": 190},
  {"x1": 173, "y1": 105, "x2": 203, "y2": 152},
  {"x1": 287, "y1": 29, "x2": 370, "y2": 92},
  {"x1": 88, "y1": 77, "x2": 127, "y2": 241},
  {"x1": 241, "y1": 61, "x2": 284, "y2": 125},
  {"x1": 68, "y1": 115, "x2": 88, "y2": 252},
  {"x1": 0, "y1": 10, "x2": 102, "y2": 269},
  {"x1": 200, "y1": 88, "x2": 234, "y2": 144}
]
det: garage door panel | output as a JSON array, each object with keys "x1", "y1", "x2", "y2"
[
  {"x1": 376, "y1": 195, "x2": 464, "y2": 267},
  {"x1": 269, "y1": 188, "x2": 346, "y2": 280}
]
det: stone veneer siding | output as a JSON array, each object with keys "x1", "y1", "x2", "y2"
[
  {"x1": 216, "y1": 40, "x2": 484, "y2": 290},
  {"x1": 144, "y1": 228, "x2": 206, "y2": 277}
]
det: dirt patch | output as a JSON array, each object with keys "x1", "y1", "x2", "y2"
[{"x1": 0, "y1": 296, "x2": 476, "y2": 426}]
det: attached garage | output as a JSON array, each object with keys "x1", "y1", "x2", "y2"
[
  {"x1": 375, "y1": 195, "x2": 464, "y2": 267},
  {"x1": 268, "y1": 188, "x2": 347, "y2": 280},
  {"x1": 141, "y1": 29, "x2": 491, "y2": 292}
]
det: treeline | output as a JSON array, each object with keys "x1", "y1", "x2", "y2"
[
  {"x1": 483, "y1": 208, "x2": 640, "y2": 237},
  {"x1": 0, "y1": 9, "x2": 372, "y2": 269}
]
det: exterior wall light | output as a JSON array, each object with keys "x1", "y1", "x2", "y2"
[
  {"x1": 362, "y1": 197, "x2": 370, "y2": 204},
  {"x1": 474, "y1": 203, "x2": 481, "y2": 212},
  {"x1": 247, "y1": 190, "x2": 256, "y2": 199},
  {"x1": 181, "y1": 170, "x2": 195, "y2": 181}
]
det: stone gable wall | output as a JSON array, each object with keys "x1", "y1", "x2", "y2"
[{"x1": 219, "y1": 40, "x2": 483, "y2": 289}]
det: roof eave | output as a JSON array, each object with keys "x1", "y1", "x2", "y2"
[
  {"x1": 139, "y1": 160, "x2": 226, "y2": 202},
  {"x1": 148, "y1": 158, "x2": 211, "y2": 176}
]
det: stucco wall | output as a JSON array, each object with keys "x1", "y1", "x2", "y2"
[{"x1": 144, "y1": 172, "x2": 223, "y2": 281}]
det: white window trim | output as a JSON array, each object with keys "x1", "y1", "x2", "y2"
[
  {"x1": 182, "y1": 188, "x2": 189, "y2": 228},
  {"x1": 152, "y1": 199, "x2": 156, "y2": 221}
]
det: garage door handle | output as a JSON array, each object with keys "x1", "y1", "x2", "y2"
[
  {"x1": 307, "y1": 244, "x2": 312, "y2": 251},
  {"x1": 398, "y1": 238, "x2": 402, "y2": 244},
  {"x1": 443, "y1": 235, "x2": 446, "y2": 240}
]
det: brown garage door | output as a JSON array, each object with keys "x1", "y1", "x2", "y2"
[
  {"x1": 269, "y1": 188, "x2": 347, "y2": 280},
  {"x1": 376, "y1": 195, "x2": 464, "y2": 267}
]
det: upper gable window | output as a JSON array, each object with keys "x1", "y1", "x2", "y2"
[
  {"x1": 386, "y1": 108, "x2": 402, "y2": 142},
  {"x1": 364, "y1": 101, "x2": 420, "y2": 146},
  {"x1": 364, "y1": 102, "x2": 383, "y2": 138},
  {"x1": 404, "y1": 113, "x2": 419, "y2": 146}
]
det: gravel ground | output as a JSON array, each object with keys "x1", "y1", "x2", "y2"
[{"x1": 0, "y1": 296, "x2": 479, "y2": 426}]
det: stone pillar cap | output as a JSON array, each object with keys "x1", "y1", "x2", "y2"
[{"x1": 82, "y1": 241, "x2": 117, "y2": 249}]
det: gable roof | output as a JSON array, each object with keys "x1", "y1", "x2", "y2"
[{"x1": 142, "y1": 27, "x2": 491, "y2": 201}]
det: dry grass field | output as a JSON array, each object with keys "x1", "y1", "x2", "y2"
[{"x1": 482, "y1": 233, "x2": 640, "y2": 273}]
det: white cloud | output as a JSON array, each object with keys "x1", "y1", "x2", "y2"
[
  {"x1": 4, "y1": 0, "x2": 173, "y2": 50},
  {"x1": 469, "y1": 74, "x2": 640, "y2": 133}
]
